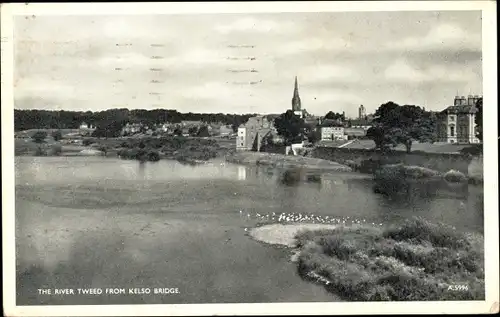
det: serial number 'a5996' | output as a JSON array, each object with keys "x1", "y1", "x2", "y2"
[{"x1": 447, "y1": 285, "x2": 469, "y2": 291}]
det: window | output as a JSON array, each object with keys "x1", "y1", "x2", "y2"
[
  {"x1": 450, "y1": 125, "x2": 455, "y2": 137},
  {"x1": 449, "y1": 115, "x2": 455, "y2": 121}
]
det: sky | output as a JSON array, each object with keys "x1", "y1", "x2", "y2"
[{"x1": 13, "y1": 11, "x2": 482, "y2": 117}]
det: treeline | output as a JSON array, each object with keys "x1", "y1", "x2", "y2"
[{"x1": 14, "y1": 109, "x2": 258, "y2": 132}]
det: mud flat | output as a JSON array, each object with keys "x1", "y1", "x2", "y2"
[{"x1": 247, "y1": 223, "x2": 339, "y2": 248}]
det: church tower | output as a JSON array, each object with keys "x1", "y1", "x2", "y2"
[{"x1": 291, "y1": 76, "x2": 302, "y2": 112}]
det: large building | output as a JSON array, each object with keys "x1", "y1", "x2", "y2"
[
  {"x1": 358, "y1": 104, "x2": 366, "y2": 119},
  {"x1": 320, "y1": 119, "x2": 347, "y2": 141},
  {"x1": 437, "y1": 95, "x2": 481, "y2": 144},
  {"x1": 236, "y1": 116, "x2": 276, "y2": 151},
  {"x1": 291, "y1": 76, "x2": 309, "y2": 119}
]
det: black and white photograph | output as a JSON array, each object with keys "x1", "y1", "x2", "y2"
[{"x1": 2, "y1": 1, "x2": 498, "y2": 316}]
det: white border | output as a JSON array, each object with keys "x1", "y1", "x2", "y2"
[{"x1": 2, "y1": 1, "x2": 498, "y2": 316}]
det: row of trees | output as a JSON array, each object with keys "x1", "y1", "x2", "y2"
[{"x1": 14, "y1": 109, "x2": 257, "y2": 133}]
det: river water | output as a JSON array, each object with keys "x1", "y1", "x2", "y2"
[{"x1": 14, "y1": 156, "x2": 484, "y2": 305}]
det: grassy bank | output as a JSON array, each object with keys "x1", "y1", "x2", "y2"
[
  {"x1": 15, "y1": 136, "x2": 232, "y2": 163},
  {"x1": 294, "y1": 217, "x2": 484, "y2": 301},
  {"x1": 112, "y1": 136, "x2": 230, "y2": 163},
  {"x1": 373, "y1": 163, "x2": 482, "y2": 193},
  {"x1": 226, "y1": 152, "x2": 352, "y2": 172}
]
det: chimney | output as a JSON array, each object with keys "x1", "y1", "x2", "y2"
[{"x1": 468, "y1": 95, "x2": 474, "y2": 106}]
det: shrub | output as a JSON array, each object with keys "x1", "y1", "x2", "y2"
[
  {"x1": 443, "y1": 169, "x2": 467, "y2": 183},
  {"x1": 31, "y1": 131, "x2": 47, "y2": 143},
  {"x1": 97, "y1": 145, "x2": 108, "y2": 156},
  {"x1": 82, "y1": 139, "x2": 94, "y2": 146},
  {"x1": 460, "y1": 145, "x2": 482, "y2": 156},
  {"x1": 146, "y1": 150, "x2": 160, "y2": 162},
  {"x1": 51, "y1": 130, "x2": 63, "y2": 141},
  {"x1": 34, "y1": 146, "x2": 47, "y2": 156},
  {"x1": 49, "y1": 144, "x2": 63, "y2": 156}
]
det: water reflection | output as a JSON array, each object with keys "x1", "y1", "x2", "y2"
[
  {"x1": 15, "y1": 156, "x2": 484, "y2": 234},
  {"x1": 238, "y1": 166, "x2": 246, "y2": 181},
  {"x1": 277, "y1": 168, "x2": 322, "y2": 187}
]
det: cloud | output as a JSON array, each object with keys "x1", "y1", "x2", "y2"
[
  {"x1": 300, "y1": 64, "x2": 360, "y2": 84},
  {"x1": 215, "y1": 17, "x2": 294, "y2": 34},
  {"x1": 384, "y1": 58, "x2": 480, "y2": 83},
  {"x1": 15, "y1": 76, "x2": 78, "y2": 101},
  {"x1": 278, "y1": 37, "x2": 352, "y2": 56},
  {"x1": 387, "y1": 23, "x2": 481, "y2": 52}
]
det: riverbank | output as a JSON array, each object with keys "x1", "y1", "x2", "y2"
[
  {"x1": 15, "y1": 136, "x2": 233, "y2": 163},
  {"x1": 248, "y1": 218, "x2": 484, "y2": 301},
  {"x1": 226, "y1": 152, "x2": 352, "y2": 172}
]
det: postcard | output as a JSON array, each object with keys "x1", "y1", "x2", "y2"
[{"x1": 2, "y1": 1, "x2": 498, "y2": 316}]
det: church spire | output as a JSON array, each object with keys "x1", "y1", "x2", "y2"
[{"x1": 292, "y1": 76, "x2": 301, "y2": 111}]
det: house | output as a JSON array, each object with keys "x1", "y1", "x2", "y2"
[
  {"x1": 348, "y1": 118, "x2": 372, "y2": 131},
  {"x1": 181, "y1": 120, "x2": 201, "y2": 127},
  {"x1": 320, "y1": 119, "x2": 347, "y2": 141},
  {"x1": 219, "y1": 125, "x2": 233, "y2": 137},
  {"x1": 79, "y1": 122, "x2": 94, "y2": 129},
  {"x1": 121, "y1": 123, "x2": 142, "y2": 135},
  {"x1": 437, "y1": 95, "x2": 481, "y2": 144}
]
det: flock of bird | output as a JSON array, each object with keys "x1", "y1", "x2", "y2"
[{"x1": 238, "y1": 210, "x2": 384, "y2": 226}]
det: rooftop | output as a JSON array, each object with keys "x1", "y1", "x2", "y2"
[
  {"x1": 441, "y1": 105, "x2": 478, "y2": 114},
  {"x1": 349, "y1": 119, "x2": 372, "y2": 126}
]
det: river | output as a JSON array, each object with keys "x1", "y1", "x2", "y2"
[{"x1": 14, "y1": 156, "x2": 484, "y2": 305}]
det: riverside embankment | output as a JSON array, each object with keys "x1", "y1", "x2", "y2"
[{"x1": 225, "y1": 151, "x2": 352, "y2": 172}]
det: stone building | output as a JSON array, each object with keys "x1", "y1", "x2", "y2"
[
  {"x1": 437, "y1": 95, "x2": 481, "y2": 144},
  {"x1": 358, "y1": 104, "x2": 366, "y2": 119},
  {"x1": 236, "y1": 116, "x2": 276, "y2": 151},
  {"x1": 320, "y1": 119, "x2": 347, "y2": 141}
]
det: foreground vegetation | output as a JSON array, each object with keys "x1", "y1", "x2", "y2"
[{"x1": 294, "y1": 217, "x2": 484, "y2": 301}]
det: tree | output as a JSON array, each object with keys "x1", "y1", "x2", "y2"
[
  {"x1": 274, "y1": 110, "x2": 306, "y2": 146},
  {"x1": 52, "y1": 130, "x2": 63, "y2": 141},
  {"x1": 368, "y1": 102, "x2": 436, "y2": 153},
  {"x1": 366, "y1": 126, "x2": 390, "y2": 150},
  {"x1": 324, "y1": 111, "x2": 345, "y2": 121},
  {"x1": 188, "y1": 126, "x2": 198, "y2": 136},
  {"x1": 475, "y1": 97, "x2": 483, "y2": 142},
  {"x1": 92, "y1": 120, "x2": 126, "y2": 138},
  {"x1": 305, "y1": 123, "x2": 321, "y2": 144},
  {"x1": 31, "y1": 131, "x2": 48, "y2": 143},
  {"x1": 197, "y1": 125, "x2": 210, "y2": 137},
  {"x1": 174, "y1": 127, "x2": 183, "y2": 136}
]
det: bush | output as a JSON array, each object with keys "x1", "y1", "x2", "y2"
[
  {"x1": 31, "y1": 131, "x2": 48, "y2": 143},
  {"x1": 97, "y1": 145, "x2": 108, "y2": 156},
  {"x1": 51, "y1": 130, "x2": 63, "y2": 141},
  {"x1": 49, "y1": 144, "x2": 63, "y2": 156},
  {"x1": 34, "y1": 146, "x2": 47, "y2": 156},
  {"x1": 443, "y1": 169, "x2": 467, "y2": 183},
  {"x1": 460, "y1": 145, "x2": 482, "y2": 156},
  {"x1": 82, "y1": 139, "x2": 94, "y2": 146},
  {"x1": 146, "y1": 150, "x2": 160, "y2": 162}
]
